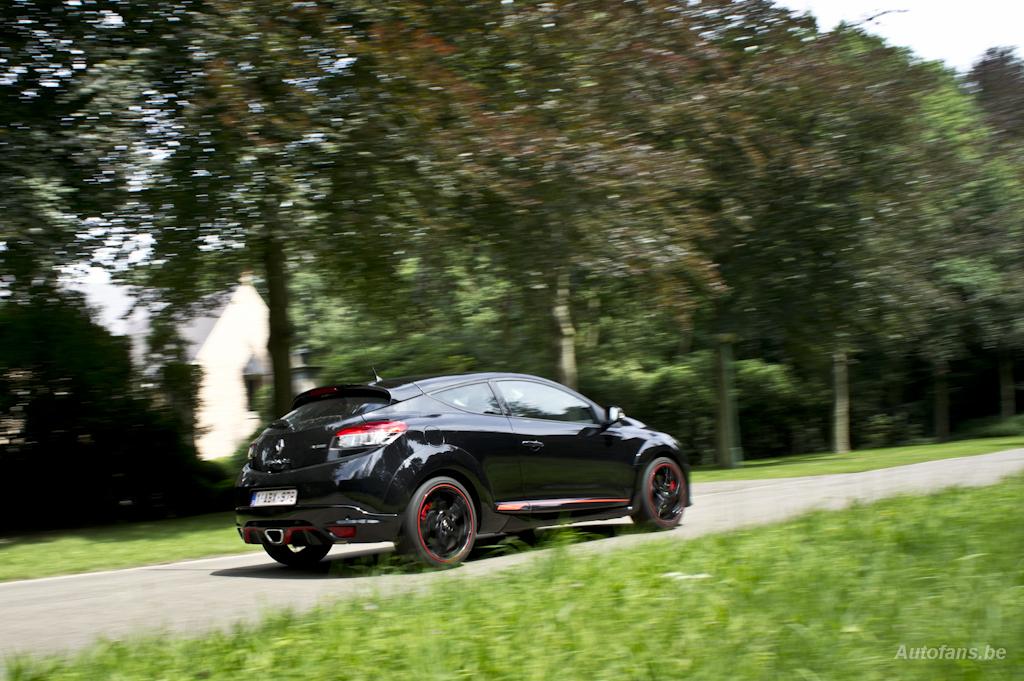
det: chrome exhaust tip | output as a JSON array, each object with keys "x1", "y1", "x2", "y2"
[{"x1": 264, "y1": 528, "x2": 285, "y2": 545}]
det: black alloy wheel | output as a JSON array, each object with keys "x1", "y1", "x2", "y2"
[
  {"x1": 263, "y1": 542, "x2": 331, "y2": 568},
  {"x1": 399, "y1": 476, "x2": 477, "y2": 568},
  {"x1": 632, "y1": 456, "x2": 686, "y2": 529}
]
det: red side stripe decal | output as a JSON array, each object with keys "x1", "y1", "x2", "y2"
[
  {"x1": 496, "y1": 498, "x2": 629, "y2": 512},
  {"x1": 496, "y1": 501, "x2": 530, "y2": 512}
]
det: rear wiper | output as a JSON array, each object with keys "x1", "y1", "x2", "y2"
[{"x1": 268, "y1": 419, "x2": 292, "y2": 430}]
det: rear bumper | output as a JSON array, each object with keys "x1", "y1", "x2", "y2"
[{"x1": 235, "y1": 504, "x2": 401, "y2": 545}]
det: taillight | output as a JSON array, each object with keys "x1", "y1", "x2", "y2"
[
  {"x1": 329, "y1": 526, "x2": 357, "y2": 539},
  {"x1": 332, "y1": 421, "x2": 408, "y2": 449}
]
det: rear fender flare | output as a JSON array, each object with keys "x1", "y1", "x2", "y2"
[{"x1": 382, "y1": 446, "x2": 495, "y2": 528}]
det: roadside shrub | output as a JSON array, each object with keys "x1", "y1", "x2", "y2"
[
  {"x1": 644, "y1": 356, "x2": 717, "y2": 465},
  {"x1": 735, "y1": 360, "x2": 830, "y2": 458},
  {"x1": 954, "y1": 413, "x2": 1024, "y2": 439},
  {"x1": 0, "y1": 293, "x2": 234, "y2": 531},
  {"x1": 582, "y1": 354, "x2": 829, "y2": 463}
]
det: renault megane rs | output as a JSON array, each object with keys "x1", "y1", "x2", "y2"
[{"x1": 236, "y1": 372, "x2": 690, "y2": 568}]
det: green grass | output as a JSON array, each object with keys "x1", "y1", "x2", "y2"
[
  {"x1": 0, "y1": 513, "x2": 259, "y2": 582},
  {"x1": 694, "y1": 436, "x2": 1024, "y2": 482},
  {"x1": 8, "y1": 476, "x2": 1024, "y2": 680}
]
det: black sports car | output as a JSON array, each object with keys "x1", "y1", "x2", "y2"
[{"x1": 236, "y1": 372, "x2": 690, "y2": 568}]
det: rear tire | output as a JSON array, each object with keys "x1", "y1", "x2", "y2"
[
  {"x1": 397, "y1": 476, "x2": 477, "y2": 568},
  {"x1": 632, "y1": 457, "x2": 686, "y2": 530},
  {"x1": 263, "y1": 542, "x2": 331, "y2": 568}
]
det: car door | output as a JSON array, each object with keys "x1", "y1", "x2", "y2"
[
  {"x1": 430, "y1": 381, "x2": 523, "y2": 504},
  {"x1": 493, "y1": 379, "x2": 636, "y2": 510}
]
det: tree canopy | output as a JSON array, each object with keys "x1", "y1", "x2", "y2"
[{"x1": 2, "y1": 0, "x2": 1022, "y2": 505}]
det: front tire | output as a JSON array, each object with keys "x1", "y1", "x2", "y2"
[
  {"x1": 263, "y1": 542, "x2": 331, "y2": 568},
  {"x1": 632, "y1": 457, "x2": 686, "y2": 529},
  {"x1": 397, "y1": 477, "x2": 477, "y2": 568}
]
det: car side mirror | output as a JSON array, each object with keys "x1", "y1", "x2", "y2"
[{"x1": 605, "y1": 406, "x2": 625, "y2": 425}]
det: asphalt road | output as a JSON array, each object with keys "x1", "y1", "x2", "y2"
[{"x1": 3, "y1": 448, "x2": 1023, "y2": 663}]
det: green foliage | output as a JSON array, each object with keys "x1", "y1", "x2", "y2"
[
  {"x1": 0, "y1": 291, "x2": 230, "y2": 530},
  {"x1": 3, "y1": 0, "x2": 1022, "y2": 482},
  {"x1": 735, "y1": 360, "x2": 830, "y2": 456},
  {"x1": 580, "y1": 353, "x2": 828, "y2": 462},
  {"x1": 157, "y1": 361, "x2": 203, "y2": 442},
  {"x1": 10, "y1": 475, "x2": 1024, "y2": 679},
  {"x1": 859, "y1": 413, "x2": 920, "y2": 450},
  {"x1": 969, "y1": 47, "x2": 1024, "y2": 140},
  {"x1": 954, "y1": 414, "x2": 1024, "y2": 439},
  {"x1": 0, "y1": 0, "x2": 186, "y2": 297},
  {"x1": 645, "y1": 360, "x2": 718, "y2": 461}
]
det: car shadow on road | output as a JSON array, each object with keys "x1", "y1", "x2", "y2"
[
  {"x1": 209, "y1": 545, "x2": 396, "y2": 580},
  {"x1": 209, "y1": 522, "x2": 636, "y2": 580}
]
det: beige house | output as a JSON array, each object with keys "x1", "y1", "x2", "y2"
[
  {"x1": 182, "y1": 282, "x2": 271, "y2": 460},
  {"x1": 80, "y1": 271, "x2": 318, "y2": 460}
]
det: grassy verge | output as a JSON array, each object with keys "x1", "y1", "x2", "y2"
[
  {"x1": 694, "y1": 436, "x2": 1024, "y2": 482},
  {"x1": 9, "y1": 475, "x2": 1023, "y2": 680},
  {"x1": 0, "y1": 513, "x2": 258, "y2": 583}
]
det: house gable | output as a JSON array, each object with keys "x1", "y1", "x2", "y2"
[{"x1": 192, "y1": 283, "x2": 270, "y2": 460}]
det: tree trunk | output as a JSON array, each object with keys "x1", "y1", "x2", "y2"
[
  {"x1": 263, "y1": 232, "x2": 293, "y2": 418},
  {"x1": 933, "y1": 361, "x2": 950, "y2": 442},
  {"x1": 715, "y1": 334, "x2": 742, "y2": 468},
  {"x1": 999, "y1": 353, "x2": 1016, "y2": 418},
  {"x1": 553, "y1": 270, "x2": 578, "y2": 390},
  {"x1": 832, "y1": 350, "x2": 850, "y2": 454},
  {"x1": 583, "y1": 295, "x2": 600, "y2": 351}
]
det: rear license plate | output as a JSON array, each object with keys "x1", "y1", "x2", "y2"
[{"x1": 251, "y1": 489, "x2": 298, "y2": 507}]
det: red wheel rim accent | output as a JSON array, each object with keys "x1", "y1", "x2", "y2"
[
  {"x1": 647, "y1": 462, "x2": 684, "y2": 525},
  {"x1": 416, "y1": 483, "x2": 475, "y2": 563}
]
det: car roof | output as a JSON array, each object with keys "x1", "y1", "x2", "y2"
[
  {"x1": 381, "y1": 372, "x2": 557, "y2": 395},
  {"x1": 292, "y1": 372, "x2": 579, "y2": 410}
]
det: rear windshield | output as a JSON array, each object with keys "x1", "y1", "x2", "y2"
[{"x1": 282, "y1": 396, "x2": 388, "y2": 425}]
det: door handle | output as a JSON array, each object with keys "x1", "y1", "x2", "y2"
[{"x1": 521, "y1": 440, "x2": 544, "y2": 451}]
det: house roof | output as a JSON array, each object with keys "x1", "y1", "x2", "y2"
[
  {"x1": 178, "y1": 295, "x2": 232, "y2": 361},
  {"x1": 75, "y1": 272, "x2": 260, "y2": 365}
]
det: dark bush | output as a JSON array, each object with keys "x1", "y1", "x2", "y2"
[{"x1": 0, "y1": 292, "x2": 233, "y2": 532}]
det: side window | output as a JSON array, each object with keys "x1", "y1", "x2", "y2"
[
  {"x1": 434, "y1": 382, "x2": 504, "y2": 415},
  {"x1": 496, "y1": 381, "x2": 596, "y2": 423}
]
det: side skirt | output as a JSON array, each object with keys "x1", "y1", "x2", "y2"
[{"x1": 495, "y1": 497, "x2": 631, "y2": 514}]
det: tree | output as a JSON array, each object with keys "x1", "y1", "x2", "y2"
[
  {"x1": 667, "y1": 18, "x2": 945, "y2": 453},
  {"x1": 966, "y1": 48, "x2": 1024, "y2": 418},
  {"x1": 101, "y1": 1, "x2": 446, "y2": 416},
  {"x1": 969, "y1": 48, "x2": 1024, "y2": 141},
  {"x1": 0, "y1": 287, "x2": 222, "y2": 529},
  {"x1": 381, "y1": 1, "x2": 719, "y2": 389},
  {"x1": 0, "y1": 0, "x2": 183, "y2": 298}
]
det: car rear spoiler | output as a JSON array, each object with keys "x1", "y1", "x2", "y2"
[{"x1": 290, "y1": 385, "x2": 395, "y2": 411}]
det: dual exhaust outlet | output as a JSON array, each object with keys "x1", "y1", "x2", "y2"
[{"x1": 253, "y1": 525, "x2": 350, "y2": 544}]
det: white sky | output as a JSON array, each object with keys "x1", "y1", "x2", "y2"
[
  {"x1": 65, "y1": 267, "x2": 136, "y2": 335},
  {"x1": 774, "y1": 0, "x2": 1024, "y2": 72}
]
